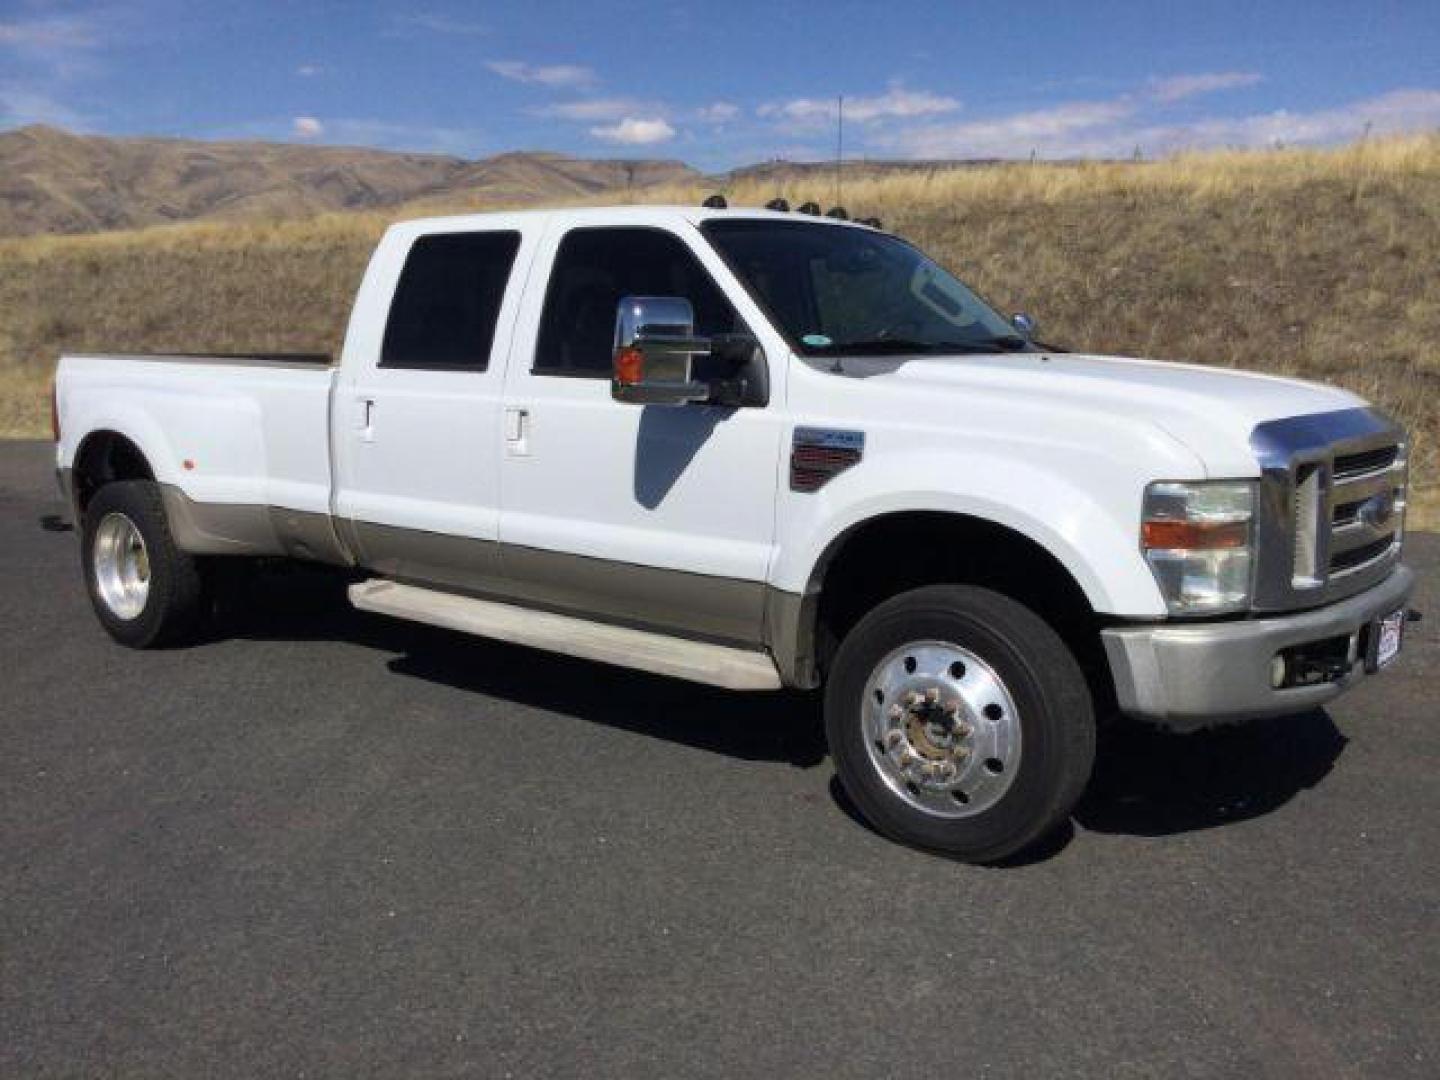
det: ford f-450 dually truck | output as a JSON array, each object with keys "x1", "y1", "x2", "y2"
[{"x1": 53, "y1": 204, "x2": 1416, "y2": 862}]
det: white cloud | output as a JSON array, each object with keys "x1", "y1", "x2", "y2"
[
  {"x1": 292, "y1": 116, "x2": 325, "y2": 138},
  {"x1": 1139, "y1": 88, "x2": 1440, "y2": 150},
  {"x1": 0, "y1": 13, "x2": 108, "y2": 131},
  {"x1": 0, "y1": 83, "x2": 87, "y2": 128},
  {"x1": 0, "y1": 16, "x2": 99, "y2": 51},
  {"x1": 760, "y1": 87, "x2": 960, "y2": 128},
  {"x1": 1149, "y1": 71, "x2": 1262, "y2": 103},
  {"x1": 0, "y1": 11, "x2": 106, "y2": 85},
  {"x1": 890, "y1": 100, "x2": 1135, "y2": 158},
  {"x1": 296, "y1": 64, "x2": 324, "y2": 78},
  {"x1": 393, "y1": 13, "x2": 488, "y2": 37},
  {"x1": 589, "y1": 117, "x2": 677, "y2": 145},
  {"x1": 884, "y1": 87, "x2": 1440, "y2": 160},
  {"x1": 530, "y1": 98, "x2": 659, "y2": 122},
  {"x1": 486, "y1": 59, "x2": 596, "y2": 89},
  {"x1": 697, "y1": 101, "x2": 740, "y2": 124}
]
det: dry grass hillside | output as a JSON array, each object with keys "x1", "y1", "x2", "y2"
[
  {"x1": 1, "y1": 134, "x2": 1436, "y2": 520},
  {"x1": 0, "y1": 125, "x2": 701, "y2": 236}
]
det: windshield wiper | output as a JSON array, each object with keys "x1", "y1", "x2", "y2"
[
  {"x1": 810, "y1": 336, "x2": 1027, "y2": 356},
  {"x1": 809, "y1": 338, "x2": 944, "y2": 355}
]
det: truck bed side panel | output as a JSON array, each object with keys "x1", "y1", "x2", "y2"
[{"x1": 57, "y1": 354, "x2": 346, "y2": 561}]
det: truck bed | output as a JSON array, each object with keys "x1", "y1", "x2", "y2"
[{"x1": 56, "y1": 351, "x2": 343, "y2": 560}]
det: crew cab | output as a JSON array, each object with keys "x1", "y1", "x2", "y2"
[{"x1": 53, "y1": 203, "x2": 1417, "y2": 862}]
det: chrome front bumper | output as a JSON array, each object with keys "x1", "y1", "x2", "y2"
[{"x1": 1102, "y1": 565, "x2": 1415, "y2": 731}]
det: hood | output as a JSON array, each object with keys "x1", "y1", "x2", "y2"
[{"x1": 864, "y1": 351, "x2": 1366, "y2": 477}]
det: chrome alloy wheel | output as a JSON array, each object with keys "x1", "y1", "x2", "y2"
[
  {"x1": 861, "y1": 640, "x2": 1022, "y2": 818},
  {"x1": 93, "y1": 511, "x2": 151, "y2": 620}
]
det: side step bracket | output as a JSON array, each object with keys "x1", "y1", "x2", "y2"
[{"x1": 348, "y1": 579, "x2": 782, "y2": 691}]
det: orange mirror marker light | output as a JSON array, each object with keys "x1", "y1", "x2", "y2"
[{"x1": 614, "y1": 346, "x2": 644, "y2": 386}]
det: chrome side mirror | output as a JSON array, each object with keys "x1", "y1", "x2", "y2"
[
  {"x1": 1011, "y1": 312, "x2": 1037, "y2": 339},
  {"x1": 612, "y1": 296, "x2": 713, "y2": 406}
]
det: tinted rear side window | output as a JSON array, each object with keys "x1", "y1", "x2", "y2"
[
  {"x1": 381, "y1": 231, "x2": 522, "y2": 371},
  {"x1": 535, "y1": 227, "x2": 743, "y2": 377}
]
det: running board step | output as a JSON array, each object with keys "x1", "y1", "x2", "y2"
[{"x1": 348, "y1": 579, "x2": 782, "y2": 691}]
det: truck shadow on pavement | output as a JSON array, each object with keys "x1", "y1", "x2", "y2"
[
  {"x1": 220, "y1": 566, "x2": 830, "y2": 768},
  {"x1": 225, "y1": 567, "x2": 1350, "y2": 853},
  {"x1": 1075, "y1": 711, "x2": 1347, "y2": 837},
  {"x1": 827, "y1": 708, "x2": 1347, "y2": 863}
]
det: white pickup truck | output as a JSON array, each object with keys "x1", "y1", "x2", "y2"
[{"x1": 54, "y1": 202, "x2": 1416, "y2": 862}]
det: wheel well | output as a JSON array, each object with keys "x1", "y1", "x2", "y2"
[
  {"x1": 811, "y1": 512, "x2": 1115, "y2": 710},
  {"x1": 72, "y1": 431, "x2": 154, "y2": 513}
]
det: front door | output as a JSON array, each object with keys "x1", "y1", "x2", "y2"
[{"x1": 498, "y1": 221, "x2": 785, "y2": 644}]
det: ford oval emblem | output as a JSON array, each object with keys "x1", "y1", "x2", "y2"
[{"x1": 1357, "y1": 491, "x2": 1395, "y2": 529}]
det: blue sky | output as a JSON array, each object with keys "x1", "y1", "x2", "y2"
[{"x1": 2, "y1": 0, "x2": 1438, "y2": 168}]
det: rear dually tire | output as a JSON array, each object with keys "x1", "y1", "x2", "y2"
[{"x1": 82, "y1": 480, "x2": 206, "y2": 648}]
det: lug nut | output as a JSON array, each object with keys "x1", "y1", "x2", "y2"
[
  {"x1": 905, "y1": 691, "x2": 923, "y2": 708},
  {"x1": 887, "y1": 704, "x2": 905, "y2": 723},
  {"x1": 925, "y1": 687, "x2": 941, "y2": 705},
  {"x1": 884, "y1": 729, "x2": 904, "y2": 750}
]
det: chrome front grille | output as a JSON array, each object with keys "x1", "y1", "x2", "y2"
[
  {"x1": 1251, "y1": 407, "x2": 1407, "y2": 612},
  {"x1": 1325, "y1": 451, "x2": 1405, "y2": 578}
]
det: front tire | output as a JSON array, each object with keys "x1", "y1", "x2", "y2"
[
  {"x1": 825, "y1": 584, "x2": 1095, "y2": 863},
  {"x1": 82, "y1": 481, "x2": 206, "y2": 648}
]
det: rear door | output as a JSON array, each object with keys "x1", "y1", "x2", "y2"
[
  {"x1": 331, "y1": 222, "x2": 536, "y2": 592},
  {"x1": 496, "y1": 218, "x2": 787, "y2": 644}
]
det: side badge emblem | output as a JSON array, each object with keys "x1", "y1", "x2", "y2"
[{"x1": 791, "y1": 427, "x2": 864, "y2": 492}]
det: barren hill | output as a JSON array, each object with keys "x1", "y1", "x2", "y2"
[{"x1": 0, "y1": 126, "x2": 702, "y2": 236}]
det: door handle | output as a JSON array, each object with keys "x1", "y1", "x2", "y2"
[
  {"x1": 358, "y1": 397, "x2": 375, "y2": 443},
  {"x1": 505, "y1": 407, "x2": 530, "y2": 456}
]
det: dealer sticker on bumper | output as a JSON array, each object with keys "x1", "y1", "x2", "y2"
[{"x1": 1375, "y1": 608, "x2": 1406, "y2": 670}]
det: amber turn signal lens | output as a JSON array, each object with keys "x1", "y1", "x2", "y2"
[
  {"x1": 1141, "y1": 519, "x2": 1250, "y2": 550},
  {"x1": 615, "y1": 346, "x2": 644, "y2": 385}
]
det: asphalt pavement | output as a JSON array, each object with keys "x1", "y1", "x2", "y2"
[{"x1": 2, "y1": 439, "x2": 1436, "y2": 1078}]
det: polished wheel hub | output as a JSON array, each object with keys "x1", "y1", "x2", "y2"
[
  {"x1": 862, "y1": 641, "x2": 1021, "y2": 818},
  {"x1": 93, "y1": 512, "x2": 151, "y2": 620}
]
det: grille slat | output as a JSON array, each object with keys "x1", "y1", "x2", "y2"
[
  {"x1": 1330, "y1": 536, "x2": 1395, "y2": 574},
  {"x1": 1333, "y1": 445, "x2": 1398, "y2": 480}
]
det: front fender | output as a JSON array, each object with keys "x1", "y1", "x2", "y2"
[{"x1": 771, "y1": 449, "x2": 1168, "y2": 618}]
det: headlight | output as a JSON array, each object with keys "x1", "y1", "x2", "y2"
[{"x1": 1141, "y1": 481, "x2": 1256, "y2": 615}]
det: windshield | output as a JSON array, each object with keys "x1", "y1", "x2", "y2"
[{"x1": 701, "y1": 219, "x2": 1026, "y2": 357}]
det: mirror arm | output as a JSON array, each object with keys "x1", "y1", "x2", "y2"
[
  {"x1": 707, "y1": 376, "x2": 750, "y2": 408},
  {"x1": 614, "y1": 379, "x2": 711, "y2": 405}
]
